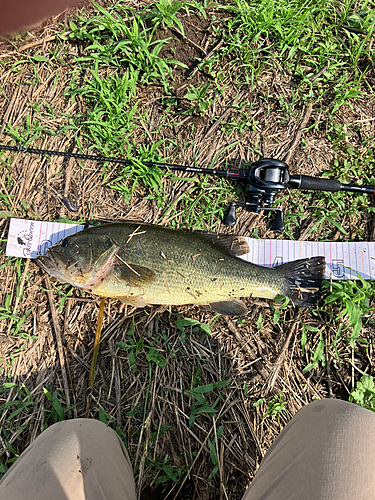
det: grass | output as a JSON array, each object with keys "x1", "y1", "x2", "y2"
[
  {"x1": 2, "y1": 0, "x2": 374, "y2": 233},
  {"x1": 0, "y1": 0, "x2": 375, "y2": 497},
  {"x1": 217, "y1": 0, "x2": 374, "y2": 96}
]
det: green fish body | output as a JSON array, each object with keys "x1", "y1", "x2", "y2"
[{"x1": 36, "y1": 222, "x2": 325, "y2": 316}]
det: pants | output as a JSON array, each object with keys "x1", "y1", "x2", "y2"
[{"x1": 1, "y1": 399, "x2": 374, "y2": 499}]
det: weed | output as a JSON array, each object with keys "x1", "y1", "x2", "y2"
[
  {"x1": 40, "y1": 283, "x2": 75, "y2": 312},
  {"x1": 64, "y1": 1, "x2": 191, "y2": 212},
  {"x1": 109, "y1": 143, "x2": 167, "y2": 205},
  {"x1": 207, "y1": 425, "x2": 223, "y2": 480},
  {"x1": 349, "y1": 374, "x2": 375, "y2": 412},
  {"x1": 256, "y1": 312, "x2": 263, "y2": 332},
  {"x1": 116, "y1": 319, "x2": 167, "y2": 372},
  {"x1": 264, "y1": 393, "x2": 288, "y2": 421},
  {"x1": 0, "y1": 380, "x2": 71, "y2": 473},
  {"x1": 326, "y1": 134, "x2": 375, "y2": 189},
  {"x1": 271, "y1": 296, "x2": 292, "y2": 324},
  {"x1": 185, "y1": 379, "x2": 231, "y2": 426},
  {"x1": 282, "y1": 171, "x2": 375, "y2": 240},
  {"x1": 237, "y1": 317, "x2": 246, "y2": 327},
  {"x1": 0, "y1": 307, "x2": 33, "y2": 339},
  {"x1": 175, "y1": 315, "x2": 213, "y2": 343},
  {"x1": 146, "y1": 454, "x2": 186, "y2": 484},
  {"x1": 43, "y1": 386, "x2": 67, "y2": 425},
  {"x1": 68, "y1": 2, "x2": 186, "y2": 89},
  {"x1": 70, "y1": 65, "x2": 139, "y2": 156},
  {"x1": 98, "y1": 407, "x2": 128, "y2": 445},
  {"x1": 323, "y1": 275, "x2": 374, "y2": 348},
  {"x1": 6, "y1": 117, "x2": 56, "y2": 146},
  {"x1": 143, "y1": 0, "x2": 186, "y2": 34},
  {"x1": 0, "y1": 383, "x2": 35, "y2": 473},
  {"x1": 215, "y1": 0, "x2": 374, "y2": 115},
  {"x1": 253, "y1": 393, "x2": 288, "y2": 421},
  {"x1": 184, "y1": 83, "x2": 212, "y2": 116},
  {"x1": 302, "y1": 331, "x2": 326, "y2": 374},
  {"x1": 301, "y1": 324, "x2": 320, "y2": 352},
  {"x1": 158, "y1": 163, "x2": 237, "y2": 231}
]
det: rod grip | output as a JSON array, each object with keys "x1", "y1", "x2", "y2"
[{"x1": 295, "y1": 175, "x2": 341, "y2": 192}]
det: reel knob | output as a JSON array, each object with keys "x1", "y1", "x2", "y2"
[
  {"x1": 271, "y1": 210, "x2": 284, "y2": 232},
  {"x1": 225, "y1": 203, "x2": 237, "y2": 226}
]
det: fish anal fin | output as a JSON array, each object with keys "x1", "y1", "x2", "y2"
[
  {"x1": 208, "y1": 299, "x2": 248, "y2": 316},
  {"x1": 115, "y1": 295, "x2": 146, "y2": 307},
  {"x1": 201, "y1": 233, "x2": 250, "y2": 257}
]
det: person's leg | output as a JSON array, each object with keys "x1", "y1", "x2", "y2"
[
  {"x1": 0, "y1": 419, "x2": 136, "y2": 500},
  {"x1": 243, "y1": 399, "x2": 375, "y2": 500},
  {"x1": 0, "y1": 0, "x2": 86, "y2": 36}
]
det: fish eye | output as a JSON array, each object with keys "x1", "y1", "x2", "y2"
[{"x1": 61, "y1": 239, "x2": 69, "y2": 247}]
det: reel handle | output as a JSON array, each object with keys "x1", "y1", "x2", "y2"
[{"x1": 225, "y1": 203, "x2": 284, "y2": 232}]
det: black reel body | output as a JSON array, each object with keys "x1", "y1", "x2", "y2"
[{"x1": 225, "y1": 159, "x2": 289, "y2": 232}]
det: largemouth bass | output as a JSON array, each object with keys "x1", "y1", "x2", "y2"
[{"x1": 36, "y1": 222, "x2": 325, "y2": 316}]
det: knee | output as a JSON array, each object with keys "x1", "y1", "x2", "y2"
[
  {"x1": 43, "y1": 418, "x2": 109, "y2": 438},
  {"x1": 296, "y1": 398, "x2": 375, "y2": 438}
]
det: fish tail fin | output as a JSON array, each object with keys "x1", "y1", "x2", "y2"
[{"x1": 276, "y1": 257, "x2": 325, "y2": 307}]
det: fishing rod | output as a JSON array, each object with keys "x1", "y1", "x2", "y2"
[{"x1": 1, "y1": 144, "x2": 374, "y2": 232}]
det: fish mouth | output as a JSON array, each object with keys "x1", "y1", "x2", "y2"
[
  {"x1": 35, "y1": 252, "x2": 76, "y2": 286},
  {"x1": 36, "y1": 253, "x2": 59, "y2": 274},
  {"x1": 36, "y1": 252, "x2": 92, "y2": 289},
  {"x1": 36, "y1": 245, "x2": 120, "y2": 290}
]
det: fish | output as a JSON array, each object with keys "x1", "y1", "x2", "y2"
[{"x1": 36, "y1": 222, "x2": 325, "y2": 316}]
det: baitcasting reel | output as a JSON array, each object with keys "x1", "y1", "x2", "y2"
[
  {"x1": 223, "y1": 159, "x2": 375, "y2": 232},
  {"x1": 224, "y1": 159, "x2": 289, "y2": 232}
]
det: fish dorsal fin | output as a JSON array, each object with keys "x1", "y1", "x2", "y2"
[
  {"x1": 208, "y1": 299, "x2": 248, "y2": 316},
  {"x1": 114, "y1": 254, "x2": 155, "y2": 287},
  {"x1": 115, "y1": 295, "x2": 146, "y2": 307},
  {"x1": 201, "y1": 233, "x2": 250, "y2": 257}
]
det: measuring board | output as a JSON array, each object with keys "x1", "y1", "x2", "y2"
[{"x1": 6, "y1": 218, "x2": 375, "y2": 280}]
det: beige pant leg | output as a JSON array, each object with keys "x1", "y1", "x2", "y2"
[
  {"x1": 243, "y1": 399, "x2": 375, "y2": 500},
  {"x1": 0, "y1": 419, "x2": 136, "y2": 500}
]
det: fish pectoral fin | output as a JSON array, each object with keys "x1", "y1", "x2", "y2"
[
  {"x1": 114, "y1": 260, "x2": 155, "y2": 287},
  {"x1": 208, "y1": 299, "x2": 248, "y2": 316},
  {"x1": 115, "y1": 295, "x2": 146, "y2": 307}
]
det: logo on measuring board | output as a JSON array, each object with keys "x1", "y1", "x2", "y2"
[
  {"x1": 16, "y1": 221, "x2": 34, "y2": 257},
  {"x1": 15, "y1": 221, "x2": 53, "y2": 258}
]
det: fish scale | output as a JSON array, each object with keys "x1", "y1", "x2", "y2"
[{"x1": 36, "y1": 222, "x2": 325, "y2": 316}]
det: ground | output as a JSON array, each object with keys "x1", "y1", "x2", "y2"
[{"x1": 0, "y1": 0, "x2": 375, "y2": 498}]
